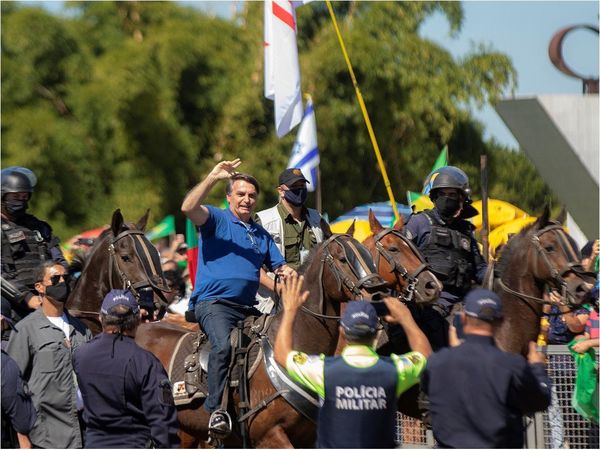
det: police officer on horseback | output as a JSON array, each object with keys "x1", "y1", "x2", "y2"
[
  {"x1": 1, "y1": 167, "x2": 67, "y2": 323},
  {"x1": 404, "y1": 166, "x2": 487, "y2": 349}
]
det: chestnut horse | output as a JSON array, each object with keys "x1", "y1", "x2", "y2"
[
  {"x1": 348, "y1": 210, "x2": 442, "y2": 419},
  {"x1": 492, "y1": 206, "x2": 595, "y2": 355},
  {"x1": 360, "y1": 210, "x2": 441, "y2": 305},
  {"x1": 135, "y1": 234, "x2": 389, "y2": 448},
  {"x1": 67, "y1": 209, "x2": 170, "y2": 334}
]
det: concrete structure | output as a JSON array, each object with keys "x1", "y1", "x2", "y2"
[{"x1": 496, "y1": 95, "x2": 599, "y2": 242}]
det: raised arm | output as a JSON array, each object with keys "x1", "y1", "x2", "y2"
[
  {"x1": 274, "y1": 273, "x2": 309, "y2": 367},
  {"x1": 181, "y1": 158, "x2": 241, "y2": 226},
  {"x1": 383, "y1": 297, "x2": 432, "y2": 358}
]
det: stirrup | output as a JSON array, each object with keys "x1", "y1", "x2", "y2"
[{"x1": 208, "y1": 409, "x2": 232, "y2": 439}]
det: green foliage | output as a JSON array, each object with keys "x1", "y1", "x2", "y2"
[{"x1": 1, "y1": 1, "x2": 553, "y2": 240}]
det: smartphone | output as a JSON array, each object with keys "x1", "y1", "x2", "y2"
[
  {"x1": 371, "y1": 300, "x2": 389, "y2": 317},
  {"x1": 453, "y1": 314, "x2": 464, "y2": 340}
]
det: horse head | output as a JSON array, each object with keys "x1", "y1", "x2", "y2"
[
  {"x1": 360, "y1": 210, "x2": 441, "y2": 304},
  {"x1": 299, "y1": 231, "x2": 388, "y2": 318},
  {"x1": 525, "y1": 205, "x2": 594, "y2": 306},
  {"x1": 67, "y1": 209, "x2": 169, "y2": 331}
]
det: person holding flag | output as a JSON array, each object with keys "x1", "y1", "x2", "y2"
[{"x1": 404, "y1": 166, "x2": 487, "y2": 350}]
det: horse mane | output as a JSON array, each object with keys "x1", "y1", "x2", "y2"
[
  {"x1": 495, "y1": 223, "x2": 537, "y2": 278},
  {"x1": 297, "y1": 244, "x2": 320, "y2": 274}
]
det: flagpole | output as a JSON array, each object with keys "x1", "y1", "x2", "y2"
[
  {"x1": 316, "y1": 166, "x2": 322, "y2": 214},
  {"x1": 480, "y1": 154, "x2": 490, "y2": 263},
  {"x1": 325, "y1": 0, "x2": 400, "y2": 223}
]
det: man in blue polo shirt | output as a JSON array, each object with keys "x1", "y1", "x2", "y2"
[{"x1": 181, "y1": 157, "x2": 294, "y2": 437}]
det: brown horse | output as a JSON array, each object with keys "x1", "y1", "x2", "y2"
[
  {"x1": 348, "y1": 210, "x2": 442, "y2": 420},
  {"x1": 360, "y1": 210, "x2": 441, "y2": 304},
  {"x1": 492, "y1": 206, "x2": 594, "y2": 355},
  {"x1": 67, "y1": 209, "x2": 169, "y2": 334},
  {"x1": 135, "y1": 233, "x2": 389, "y2": 448}
]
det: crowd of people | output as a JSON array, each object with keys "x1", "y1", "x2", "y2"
[{"x1": 1, "y1": 162, "x2": 598, "y2": 449}]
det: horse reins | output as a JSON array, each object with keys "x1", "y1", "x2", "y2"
[
  {"x1": 497, "y1": 224, "x2": 593, "y2": 310},
  {"x1": 108, "y1": 229, "x2": 170, "y2": 304},
  {"x1": 301, "y1": 234, "x2": 386, "y2": 321},
  {"x1": 372, "y1": 228, "x2": 429, "y2": 302}
]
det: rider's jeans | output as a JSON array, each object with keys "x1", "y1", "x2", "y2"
[{"x1": 195, "y1": 299, "x2": 259, "y2": 412}]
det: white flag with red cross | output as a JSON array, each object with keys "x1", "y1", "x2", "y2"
[{"x1": 264, "y1": 1, "x2": 310, "y2": 138}]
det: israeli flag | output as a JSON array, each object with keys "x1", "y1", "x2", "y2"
[{"x1": 288, "y1": 96, "x2": 319, "y2": 192}]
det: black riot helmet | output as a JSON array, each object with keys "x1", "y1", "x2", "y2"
[
  {"x1": 1, "y1": 167, "x2": 37, "y2": 199},
  {"x1": 428, "y1": 166, "x2": 471, "y2": 200}
]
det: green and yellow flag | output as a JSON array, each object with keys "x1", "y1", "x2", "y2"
[
  {"x1": 422, "y1": 145, "x2": 449, "y2": 195},
  {"x1": 146, "y1": 215, "x2": 175, "y2": 241}
]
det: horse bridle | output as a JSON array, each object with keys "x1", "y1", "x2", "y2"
[
  {"x1": 301, "y1": 234, "x2": 387, "y2": 320},
  {"x1": 372, "y1": 228, "x2": 429, "y2": 302},
  {"x1": 108, "y1": 229, "x2": 170, "y2": 305},
  {"x1": 498, "y1": 223, "x2": 593, "y2": 308}
]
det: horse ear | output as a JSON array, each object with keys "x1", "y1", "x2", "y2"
[
  {"x1": 368, "y1": 209, "x2": 383, "y2": 234},
  {"x1": 554, "y1": 207, "x2": 567, "y2": 225},
  {"x1": 345, "y1": 220, "x2": 356, "y2": 237},
  {"x1": 321, "y1": 220, "x2": 333, "y2": 239},
  {"x1": 393, "y1": 215, "x2": 404, "y2": 230},
  {"x1": 534, "y1": 204, "x2": 551, "y2": 229},
  {"x1": 136, "y1": 209, "x2": 150, "y2": 231},
  {"x1": 111, "y1": 209, "x2": 124, "y2": 236}
]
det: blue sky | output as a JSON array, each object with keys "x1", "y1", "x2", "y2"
[
  {"x1": 24, "y1": 1, "x2": 600, "y2": 148},
  {"x1": 420, "y1": 1, "x2": 599, "y2": 148}
]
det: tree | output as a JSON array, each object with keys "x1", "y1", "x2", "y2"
[{"x1": 1, "y1": 1, "x2": 554, "y2": 240}]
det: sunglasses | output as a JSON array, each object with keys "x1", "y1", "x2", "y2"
[{"x1": 49, "y1": 274, "x2": 71, "y2": 286}]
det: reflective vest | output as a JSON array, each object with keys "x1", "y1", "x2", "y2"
[
  {"x1": 256, "y1": 205, "x2": 324, "y2": 257},
  {"x1": 419, "y1": 210, "x2": 475, "y2": 296},
  {"x1": 317, "y1": 355, "x2": 398, "y2": 449}
]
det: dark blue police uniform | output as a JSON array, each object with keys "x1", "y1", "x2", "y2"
[
  {"x1": 317, "y1": 355, "x2": 398, "y2": 449},
  {"x1": 421, "y1": 334, "x2": 551, "y2": 448},
  {"x1": 73, "y1": 333, "x2": 180, "y2": 449},
  {"x1": 1, "y1": 350, "x2": 36, "y2": 448},
  {"x1": 404, "y1": 209, "x2": 487, "y2": 349}
]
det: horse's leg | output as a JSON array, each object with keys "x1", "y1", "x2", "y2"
[{"x1": 254, "y1": 424, "x2": 294, "y2": 449}]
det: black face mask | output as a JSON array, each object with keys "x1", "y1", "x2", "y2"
[
  {"x1": 45, "y1": 282, "x2": 70, "y2": 303},
  {"x1": 435, "y1": 196, "x2": 460, "y2": 219},
  {"x1": 283, "y1": 188, "x2": 308, "y2": 206},
  {"x1": 4, "y1": 199, "x2": 28, "y2": 216}
]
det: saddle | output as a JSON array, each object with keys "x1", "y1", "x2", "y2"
[
  {"x1": 167, "y1": 314, "x2": 271, "y2": 406},
  {"x1": 166, "y1": 312, "x2": 320, "y2": 424}
]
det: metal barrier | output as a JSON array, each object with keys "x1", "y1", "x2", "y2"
[
  {"x1": 395, "y1": 413, "x2": 432, "y2": 448},
  {"x1": 395, "y1": 345, "x2": 596, "y2": 449},
  {"x1": 527, "y1": 344, "x2": 597, "y2": 449}
]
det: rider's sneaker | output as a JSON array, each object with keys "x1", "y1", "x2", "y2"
[{"x1": 208, "y1": 410, "x2": 232, "y2": 437}]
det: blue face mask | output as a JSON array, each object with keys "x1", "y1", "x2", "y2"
[{"x1": 283, "y1": 188, "x2": 308, "y2": 206}]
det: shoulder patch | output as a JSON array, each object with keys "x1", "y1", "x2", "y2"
[
  {"x1": 404, "y1": 229, "x2": 413, "y2": 240},
  {"x1": 460, "y1": 237, "x2": 470, "y2": 251},
  {"x1": 406, "y1": 353, "x2": 422, "y2": 366},
  {"x1": 293, "y1": 352, "x2": 308, "y2": 365}
]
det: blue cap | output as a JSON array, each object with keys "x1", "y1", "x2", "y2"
[
  {"x1": 100, "y1": 289, "x2": 139, "y2": 316},
  {"x1": 464, "y1": 288, "x2": 502, "y2": 322},
  {"x1": 340, "y1": 301, "x2": 378, "y2": 337}
]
